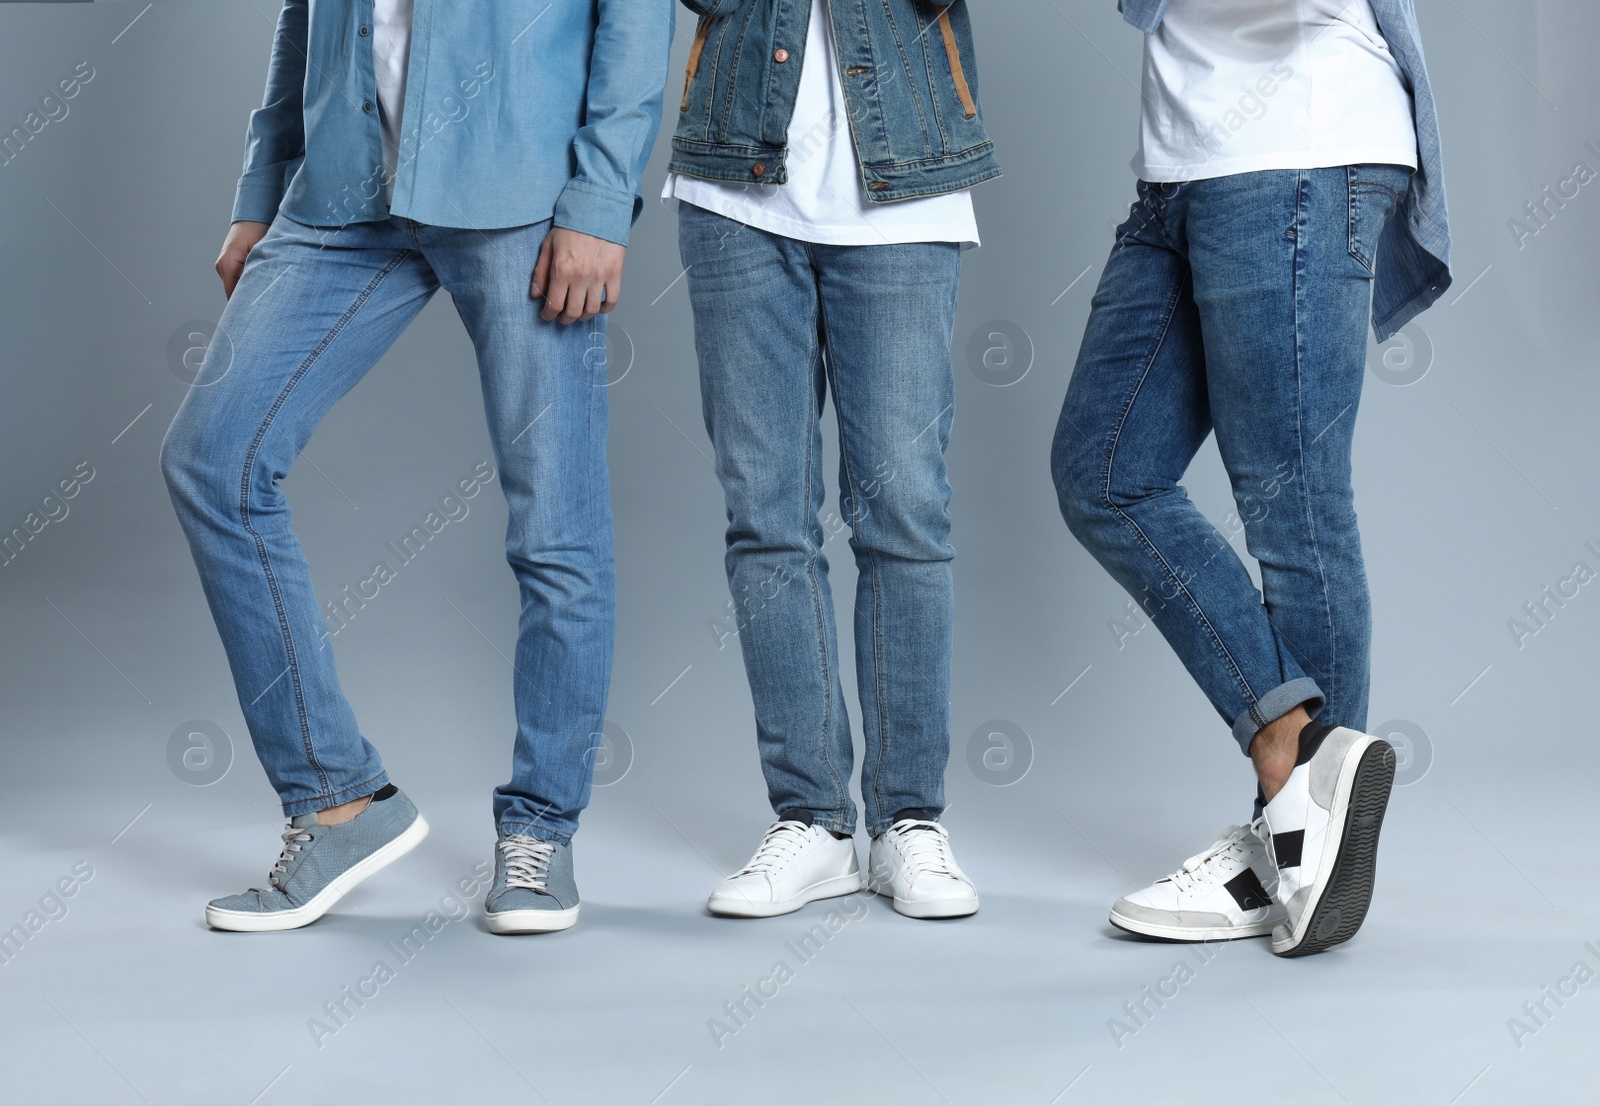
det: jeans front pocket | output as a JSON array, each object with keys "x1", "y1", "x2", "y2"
[{"x1": 1347, "y1": 164, "x2": 1413, "y2": 274}]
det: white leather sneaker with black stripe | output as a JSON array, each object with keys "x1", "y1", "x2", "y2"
[
  {"x1": 1109, "y1": 819, "x2": 1285, "y2": 941},
  {"x1": 1264, "y1": 722, "x2": 1396, "y2": 957}
]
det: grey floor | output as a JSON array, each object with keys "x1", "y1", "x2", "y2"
[{"x1": 1, "y1": 741, "x2": 1591, "y2": 1105}]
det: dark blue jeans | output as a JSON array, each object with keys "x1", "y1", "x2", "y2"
[
  {"x1": 1052, "y1": 166, "x2": 1412, "y2": 754},
  {"x1": 678, "y1": 203, "x2": 961, "y2": 837}
]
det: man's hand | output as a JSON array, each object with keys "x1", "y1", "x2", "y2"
[
  {"x1": 216, "y1": 221, "x2": 270, "y2": 299},
  {"x1": 531, "y1": 227, "x2": 626, "y2": 324}
]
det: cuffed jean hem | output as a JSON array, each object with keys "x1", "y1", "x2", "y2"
[
  {"x1": 498, "y1": 821, "x2": 574, "y2": 846},
  {"x1": 280, "y1": 769, "x2": 391, "y2": 819},
  {"x1": 1229, "y1": 677, "x2": 1325, "y2": 755}
]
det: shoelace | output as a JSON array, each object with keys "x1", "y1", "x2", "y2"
[
  {"x1": 500, "y1": 834, "x2": 557, "y2": 892},
  {"x1": 266, "y1": 823, "x2": 315, "y2": 891},
  {"x1": 889, "y1": 820, "x2": 959, "y2": 878},
  {"x1": 733, "y1": 820, "x2": 817, "y2": 876},
  {"x1": 1165, "y1": 819, "x2": 1265, "y2": 893}
]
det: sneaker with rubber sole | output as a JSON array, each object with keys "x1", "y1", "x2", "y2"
[
  {"x1": 484, "y1": 834, "x2": 580, "y2": 934},
  {"x1": 1109, "y1": 819, "x2": 1284, "y2": 941},
  {"x1": 205, "y1": 784, "x2": 428, "y2": 932},
  {"x1": 1264, "y1": 722, "x2": 1396, "y2": 957},
  {"x1": 867, "y1": 817, "x2": 979, "y2": 919},
  {"x1": 708, "y1": 809, "x2": 861, "y2": 918}
]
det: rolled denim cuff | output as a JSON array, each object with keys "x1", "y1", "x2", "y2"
[{"x1": 1230, "y1": 677, "x2": 1324, "y2": 755}]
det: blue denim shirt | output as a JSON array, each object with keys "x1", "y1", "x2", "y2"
[
  {"x1": 670, "y1": 0, "x2": 1001, "y2": 203},
  {"x1": 1119, "y1": 0, "x2": 1453, "y2": 340},
  {"x1": 234, "y1": 0, "x2": 675, "y2": 244}
]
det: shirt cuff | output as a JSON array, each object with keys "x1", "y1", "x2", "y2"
[
  {"x1": 552, "y1": 179, "x2": 641, "y2": 247},
  {"x1": 232, "y1": 175, "x2": 285, "y2": 225}
]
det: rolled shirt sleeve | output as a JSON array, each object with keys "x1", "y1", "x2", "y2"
[{"x1": 551, "y1": 0, "x2": 676, "y2": 246}]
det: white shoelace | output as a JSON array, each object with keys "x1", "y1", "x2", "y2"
[
  {"x1": 889, "y1": 820, "x2": 960, "y2": 878},
  {"x1": 500, "y1": 834, "x2": 557, "y2": 892},
  {"x1": 733, "y1": 820, "x2": 817, "y2": 876},
  {"x1": 267, "y1": 823, "x2": 314, "y2": 891},
  {"x1": 1165, "y1": 819, "x2": 1265, "y2": 893}
]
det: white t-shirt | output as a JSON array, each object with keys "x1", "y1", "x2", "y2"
[
  {"x1": 663, "y1": 0, "x2": 978, "y2": 248},
  {"x1": 1135, "y1": 0, "x2": 1417, "y2": 183},
  {"x1": 372, "y1": 0, "x2": 415, "y2": 203}
]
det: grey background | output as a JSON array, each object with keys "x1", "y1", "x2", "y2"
[{"x1": 1, "y1": 2, "x2": 1597, "y2": 1103}]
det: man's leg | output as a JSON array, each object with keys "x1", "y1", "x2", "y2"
[
  {"x1": 1052, "y1": 183, "x2": 1320, "y2": 751},
  {"x1": 1188, "y1": 167, "x2": 1403, "y2": 787},
  {"x1": 422, "y1": 219, "x2": 616, "y2": 935},
  {"x1": 812, "y1": 240, "x2": 958, "y2": 837},
  {"x1": 424, "y1": 220, "x2": 616, "y2": 847},
  {"x1": 811, "y1": 238, "x2": 978, "y2": 919},
  {"x1": 161, "y1": 213, "x2": 438, "y2": 929},
  {"x1": 1051, "y1": 186, "x2": 1295, "y2": 944},
  {"x1": 678, "y1": 205, "x2": 862, "y2": 919},
  {"x1": 1188, "y1": 166, "x2": 1407, "y2": 955}
]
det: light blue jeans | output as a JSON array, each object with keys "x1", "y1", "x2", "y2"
[
  {"x1": 161, "y1": 214, "x2": 614, "y2": 842},
  {"x1": 678, "y1": 203, "x2": 960, "y2": 838},
  {"x1": 1052, "y1": 166, "x2": 1413, "y2": 756}
]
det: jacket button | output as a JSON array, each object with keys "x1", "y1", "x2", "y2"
[
  {"x1": 752, "y1": 163, "x2": 767, "y2": 178},
  {"x1": 774, "y1": 48, "x2": 789, "y2": 63},
  {"x1": 359, "y1": 25, "x2": 370, "y2": 36},
  {"x1": 363, "y1": 100, "x2": 374, "y2": 113}
]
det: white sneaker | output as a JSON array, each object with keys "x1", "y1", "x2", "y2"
[
  {"x1": 1264, "y1": 723, "x2": 1396, "y2": 957},
  {"x1": 867, "y1": 819, "x2": 979, "y2": 919},
  {"x1": 1110, "y1": 820, "x2": 1284, "y2": 941},
  {"x1": 708, "y1": 812, "x2": 861, "y2": 918}
]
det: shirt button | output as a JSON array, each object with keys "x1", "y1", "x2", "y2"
[
  {"x1": 359, "y1": 25, "x2": 370, "y2": 36},
  {"x1": 752, "y1": 163, "x2": 766, "y2": 178},
  {"x1": 363, "y1": 100, "x2": 374, "y2": 113},
  {"x1": 774, "y1": 48, "x2": 789, "y2": 63}
]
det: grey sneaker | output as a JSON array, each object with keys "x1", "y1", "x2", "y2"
[
  {"x1": 484, "y1": 834, "x2": 580, "y2": 934},
  {"x1": 205, "y1": 785, "x2": 429, "y2": 932}
]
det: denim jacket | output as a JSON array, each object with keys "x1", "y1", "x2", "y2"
[
  {"x1": 670, "y1": 0, "x2": 1001, "y2": 203},
  {"x1": 233, "y1": 0, "x2": 675, "y2": 243},
  {"x1": 1119, "y1": 0, "x2": 1453, "y2": 339}
]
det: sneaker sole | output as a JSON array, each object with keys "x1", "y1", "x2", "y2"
[
  {"x1": 1273, "y1": 739, "x2": 1395, "y2": 957},
  {"x1": 1108, "y1": 909, "x2": 1280, "y2": 943},
  {"x1": 205, "y1": 813, "x2": 431, "y2": 933},
  {"x1": 877, "y1": 888, "x2": 979, "y2": 920},
  {"x1": 485, "y1": 903, "x2": 580, "y2": 934},
  {"x1": 707, "y1": 872, "x2": 863, "y2": 918}
]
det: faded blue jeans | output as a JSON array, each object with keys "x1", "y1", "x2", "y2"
[
  {"x1": 1052, "y1": 166, "x2": 1413, "y2": 755},
  {"x1": 161, "y1": 213, "x2": 614, "y2": 842},
  {"x1": 678, "y1": 203, "x2": 959, "y2": 838}
]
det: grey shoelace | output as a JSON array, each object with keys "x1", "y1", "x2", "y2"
[
  {"x1": 266, "y1": 823, "x2": 314, "y2": 891},
  {"x1": 500, "y1": 834, "x2": 557, "y2": 892}
]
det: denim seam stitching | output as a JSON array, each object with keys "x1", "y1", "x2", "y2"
[
  {"x1": 807, "y1": 243, "x2": 853, "y2": 822},
  {"x1": 1098, "y1": 265, "x2": 1260, "y2": 718},
  {"x1": 823, "y1": 316, "x2": 889, "y2": 829},
  {"x1": 873, "y1": 0, "x2": 930, "y2": 161},
  {"x1": 1305, "y1": 170, "x2": 1343, "y2": 714},
  {"x1": 236, "y1": 247, "x2": 413, "y2": 798},
  {"x1": 912, "y1": 1, "x2": 946, "y2": 158}
]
